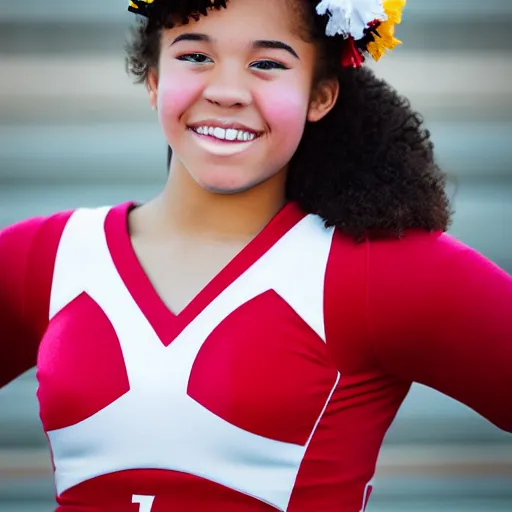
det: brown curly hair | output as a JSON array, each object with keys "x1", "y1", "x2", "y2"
[{"x1": 125, "y1": 0, "x2": 452, "y2": 241}]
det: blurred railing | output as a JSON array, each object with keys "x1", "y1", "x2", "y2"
[{"x1": 0, "y1": 0, "x2": 511, "y2": 510}]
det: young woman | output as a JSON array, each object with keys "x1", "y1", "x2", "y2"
[{"x1": 0, "y1": 0, "x2": 511, "y2": 510}]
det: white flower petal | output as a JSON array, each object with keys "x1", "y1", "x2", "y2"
[{"x1": 316, "y1": 0, "x2": 387, "y2": 40}]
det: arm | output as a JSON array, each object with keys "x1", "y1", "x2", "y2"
[
  {"x1": 366, "y1": 231, "x2": 512, "y2": 432},
  {"x1": 0, "y1": 213, "x2": 70, "y2": 388}
]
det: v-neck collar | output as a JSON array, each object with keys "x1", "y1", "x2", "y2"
[{"x1": 105, "y1": 201, "x2": 307, "y2": 346}]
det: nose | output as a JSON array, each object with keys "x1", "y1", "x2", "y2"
[{"x1": 203, "y1": 64, "x2": 252, "y2": 109}]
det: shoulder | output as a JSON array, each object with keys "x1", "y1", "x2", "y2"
[
  {"x1": 369, "y1": 229, "x2": 463, "y2": 257},
  {"x1": 325, "y1": 226, "x2": 511, "y2": 328},
  {"x1": 323, "y1": 228, "x2": 469, "y2": 293},
  {"x1": 0, "y1": 202, "x2": 131, "y2": 290},
  {"x1": 365, "y1": 229, "x2": 512, "y2": 337},
  {"x1": 313, "y1": 219, "x2": 505, "y2": 286},
  {"x1": 0, "y1": 202, "x2": 131, "y2": 320},
  {"x1": 366, "y1": 229, "x2": 507, "y2": 281},
  {"x1": 0, "y1": 202, "x2": 133, "y2": 250},
  {"x1": 0, "y1": 210, "x2": 73, "y2": 266}
]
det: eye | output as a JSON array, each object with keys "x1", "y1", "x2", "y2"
[
  {"x1": 250, "y1": 60, "x2": 289, "y2": 71},
  {"x1": 177, "y1": 53, "x2": 213, "y2": 64}
]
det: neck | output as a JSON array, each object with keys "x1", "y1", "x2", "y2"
[{"x1": 153, "y1": 159, "x2": 288, "y2": 240}]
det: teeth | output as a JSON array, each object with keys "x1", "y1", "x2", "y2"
[
  {"x1": 193, "y1": 126, "x2": 257, "y2": 142},
  {"x1": 213, "y1": 127, "x2": 225, "y2": 139},
  {"x1": 226, "y1": 129, "x2": 237, "y2": 141}
]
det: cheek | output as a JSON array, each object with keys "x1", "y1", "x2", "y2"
[
  {"x1": 258, "y1": 83, "x2": 310, "y2": 143},
  {"x1": 156, "y1": 70, "x2": 202, "y2": 128}
]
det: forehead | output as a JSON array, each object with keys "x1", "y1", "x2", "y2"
[{"x1": 163, "y1": 0, "x2": 302, "y2": 43}]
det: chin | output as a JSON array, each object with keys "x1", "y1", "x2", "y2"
[
  {"x1": 201, "y1": 183, "x2": 256, "y2": 195},
  {"x1": 195, "y1": 173, "x2": 270, "y2": 196}
]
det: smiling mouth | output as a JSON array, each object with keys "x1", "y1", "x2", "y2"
[{"x1": 189, "y1": 125, "x2": 262, "y2": 143}]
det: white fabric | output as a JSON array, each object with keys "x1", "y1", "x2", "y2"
[{"x1": 316, "y1": 0, "x2": 387, "y2": 40}]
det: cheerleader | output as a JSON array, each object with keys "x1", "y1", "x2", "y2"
[{"x1": 0, "y1": 0, "x2": 511, "y2": 510}]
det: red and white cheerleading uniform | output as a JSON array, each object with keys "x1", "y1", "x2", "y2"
[{"x1": 1, "y1": 201, "x2": 511, "y2": 511}]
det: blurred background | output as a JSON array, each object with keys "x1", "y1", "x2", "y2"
[{"x1": 0, "y1": 0, "x2": 511, "y2": 510}]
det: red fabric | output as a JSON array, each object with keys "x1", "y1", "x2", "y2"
[
  {"x1": 366, "y1": 230, "x2": 512, "y2": 432},
  {"x1": 188, "y1": 289, "x2": 339, "y2": 446},
  {"x1": 0, "y1": 212, "x2": 71, "y2": 387},
  {"x1": 37, "y1": 291, "x2": 130, "y2": 431}
]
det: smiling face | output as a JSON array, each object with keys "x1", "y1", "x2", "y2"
[{"x1": 147, "y1": 0, "x2": 338, "y2": 194}]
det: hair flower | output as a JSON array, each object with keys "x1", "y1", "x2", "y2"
[
  {"x1": 316, "y1": 0, "x2": 406, "y2": 67},
  {"x1": 367, "y1": 0, "x2": 406, "y2": 61}
]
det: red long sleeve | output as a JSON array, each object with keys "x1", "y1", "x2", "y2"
[
  {"x1": 0, "y1": 212, "x2": 71, "y2": 388},
  {"x1": 366, "y1": 230, "x2": 512, "y2": 432}
]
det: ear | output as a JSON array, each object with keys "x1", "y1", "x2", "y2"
[
  {"x1": 307, "y1": 78, "x2": 339, "y2": 123},
  {"x1": 146, "y1": 67, "x2": 159, "y2": 111}
]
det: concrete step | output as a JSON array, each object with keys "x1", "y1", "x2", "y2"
[
  {"x1": 2, "y1": 19, "x2": 511, "y2": 56},
  {"x1": 1, "y1": 0, "x2": 511, "y2": 23}
]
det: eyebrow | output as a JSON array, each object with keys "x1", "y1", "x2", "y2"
[
  {"x1": 171, "y1": 33, "x2": 210, "y2": 45},
  {"x1": 171, "y1": 33, "x2": 300, "y2": 59},
  {"x1": 253, "y1": 40, "x2": 299, "y2": 59}
]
